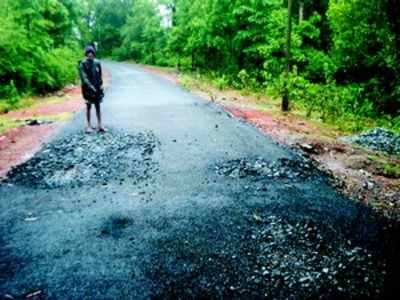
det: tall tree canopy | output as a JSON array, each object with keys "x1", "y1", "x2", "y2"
[{"x1": 0, "y1": 0, "x2": 84, "y2": 99}]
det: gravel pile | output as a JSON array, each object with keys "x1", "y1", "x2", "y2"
[
  {"x1": 6, "y1": 129, "x2": 159, "y2": 188},
  {"x1": 147, "y1": 211, "x2": 386, "y2": 300},
  {"x1": 215, "y1": 157, "x2": 317, "y2": 181},
  {"x1": 341, "y1": 128, "x2": 400, "y2": 155},
  {"x1": 249, "y1": 215, "x2": 384, "y2": 299}
]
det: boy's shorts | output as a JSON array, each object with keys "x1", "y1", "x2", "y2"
[
  {"x1": 83, "y1": 88, "x2": 104, "y2": 105},
  {"x1": 85, "y1": 97, "x2": 103, "y2": 105}
]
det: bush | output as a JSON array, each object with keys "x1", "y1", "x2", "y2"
[
  {"x1": 212, "y1": 74, "x2": 230, "y2": 90},
  {"x1": 0, "y1": 0, "x2": 82, "y2": 107},
  {"x1": 0, "y1": 80, "x2": 20, "y2": 113}
]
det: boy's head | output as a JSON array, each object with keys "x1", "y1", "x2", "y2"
[{"x1": 85, "y1": 45, "x2": 96, "y2": 60}]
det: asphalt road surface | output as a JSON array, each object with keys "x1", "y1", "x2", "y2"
[{"x1": 0, "y1": 62, "x2": 399, "y2": 299}]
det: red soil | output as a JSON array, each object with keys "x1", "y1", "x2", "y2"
[
  {"x1": 8, "y1": 87, "x2": 83, "y2": 120},
  {"x1": 0, "y1": 124, "x2": 58, "y2": 177},
  {"x1": 224, "y1": 106, "x2": 291, "y2": 143},
  {"x1": 0, "y1": 86, "x2": 85, "y2": 178}
]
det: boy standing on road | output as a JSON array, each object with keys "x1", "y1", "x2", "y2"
[{"x1": 79, "y1": 45, "x2": 105, "y2": 133}]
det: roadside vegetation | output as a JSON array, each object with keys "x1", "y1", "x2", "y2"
[
  {"x1": 0, "y1": 0, "x2": 89, "y2": 113},
  {"x1": 93, "y1": 0, "x2": 399, "y2": 134},
  {"x1": 177, "y1": 71, "x2": 399, "y2": 134}
]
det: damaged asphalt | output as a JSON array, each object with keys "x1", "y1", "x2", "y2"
[{"x1": 0, "y1": 62, "x2": 399, "y2": 299}]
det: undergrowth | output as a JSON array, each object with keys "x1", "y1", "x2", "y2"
[{"x1": 178, "y1": 70, "x2": 400, "y2": 135}]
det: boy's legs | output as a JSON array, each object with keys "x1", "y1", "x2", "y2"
[
  {"x1": 85, "y1": 103, "x2": 94, "y2": 132},
  {"x1": 94, "y1": 102, "x2": 105, "y2": 132}
]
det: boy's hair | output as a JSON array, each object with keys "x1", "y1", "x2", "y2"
[{"x1": 85, "y1": 45, "x2": 96, "y2": 56}]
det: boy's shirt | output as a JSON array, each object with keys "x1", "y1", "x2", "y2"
[{"x1": 79, "y1": 58, "x2": 103, "y2": 101}]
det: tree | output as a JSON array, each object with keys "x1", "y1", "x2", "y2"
[
  {"x1": 282, "y1": 0, "x2": 293, "y2": 111},
  {"x1": 118, "y1": 0, "x2": 165, "y2": 63},
  {"x1": 0, "y1": 0, "x2": 82, "y2": 99},
  {"x1": 328, "y1": 0, "x2": 399, "y2": 115}
]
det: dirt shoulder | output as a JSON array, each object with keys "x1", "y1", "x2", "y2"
[
  {"x1": 0, "y1": 86, "x2": 84, "y2": 178},
  {"x1": 0, "y1": 69, "x2": 111, "y2": 178},
  {"x1": 140, "y1": 64, "x2": 400, "y2": 220}
]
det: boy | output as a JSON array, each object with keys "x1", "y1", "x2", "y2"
[{"x1": 79, "y1": 45, "x2": 105, "y2": 133}]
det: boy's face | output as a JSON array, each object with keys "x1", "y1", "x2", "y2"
[{"x1": 87, "y1": 52, "x2": 95, "y2": 60}]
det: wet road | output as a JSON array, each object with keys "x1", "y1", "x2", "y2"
[{"x1": 0, "y1": 62, "x2": 398, "y2": 299}]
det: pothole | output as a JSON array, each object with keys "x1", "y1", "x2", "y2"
[
  {"x1": 99, "y1": 216, "x2": 134, "y2": 239},
  {"x1": 5, "y1": 129, "x2": 159, "y2": 188}
]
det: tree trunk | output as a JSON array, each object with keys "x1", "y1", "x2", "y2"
[
  {"x1": 282, "y1": 0, "x2": 293, "y2": 112},
  {"x1": 191, "y1": 51, "x2": 195, "y2": 71},
  {"x1": 299, "y1": 1, "x2": 304, "y2": 23},
  {"x1": 388, "y1": 0, "x2": 400, "y2": 65}
]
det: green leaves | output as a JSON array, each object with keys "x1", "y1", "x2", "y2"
[
  {"x1": 328, "y1": 0, "x2": 399, "y2": 115},
  {"x1": 116, "y1": 0, "x2": 165, "y2": 64},
  {"x1": 0, "y1": 0, "x2": 81, "y2": 101}
]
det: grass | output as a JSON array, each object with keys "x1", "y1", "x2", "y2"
[
  {"x1": 368, "y1": 155, "x2": 400, "y2": 179},
  {"x1": 383, "y1": 164, "x2": 400, "y2": 179},
  {"x1": 0, "y1": 115, "x2": 24, "y2": 134},
  {"x1": 0, "y1": 97, "x2": 35, "y2": 114},
  {"x1": 175, "y1": 71, "x2": 400, "y2": 136},
  {"x1": 0, "y1": 91, "x2": 76, "y2": 135},
  {"x1": 38, "y1": 112, "x2": 74, "y2": 122},
  {"x1": 0, "y1": 112, "x2": 73, "y2": 135}
]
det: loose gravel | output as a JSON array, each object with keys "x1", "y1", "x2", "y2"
[
  {"x1": 249, "y1": 215, "x2": 384, "y2": 299},
  {"x1": 146, "y1": 208, "x2": 389, "y2": 300},
  {"x1": 5, "y1": 129, "x2": 159, "y2": 188},
  {"x1": 146, "y1": 158, "x2": 389, "y2": 299},
  {"x1": 341, "y1": 128, "x2": 400, "y2": 156},
  {"x1": 215, "y1": 157, "x2": 319, "y2": 181}
]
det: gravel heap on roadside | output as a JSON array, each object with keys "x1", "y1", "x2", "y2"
[
  {"x1": 341, "y1": 128, "x2": 400, "y2": 155},
  {"x1": 215, "y1": 157, "x2": 317, "y2": 181},
  {"x1": 249, "y1": 214, "x2": 384, "y2": 299},
  {"x1": 5, "y1": 129, "x2": 159, "y2": 188}
]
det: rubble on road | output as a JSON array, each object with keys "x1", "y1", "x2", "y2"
[
  {"x1": 5, "y1": 129, "x2": 159, "y2": 188},
  {"x1": 215, "y1": 157, "x2": 319, "y2": 181}
]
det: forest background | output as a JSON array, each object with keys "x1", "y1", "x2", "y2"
[{"x1": 1, "y1": 0, "x2": 399, "y2": 132}]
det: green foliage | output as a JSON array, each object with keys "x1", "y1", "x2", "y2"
[
  {"x1": 393, "y1": 117, "x2": 400, "y2": 133},
  {"x1": 0, "y1": 0, "x2": 82, "y2": 109},
  {"x1": 328, "y1": 0, "x2": 400, "y2": 115},
  {"x1": 166, "y1": 0, "x2": 398, "y2": 125},
  {"x1": 237, "y1": 69, "x2": 259, "y2": 91},
  {"x1": 368, "y1": 155, "x2": 400, "y2": 179},
  {"x1": 89, "y1": 0, "x2": 134, "y2": 56},
  {"x1": 0, "y1": 81, "x2": 20, "y2": 113},
  {"x1": 382, "y1": 163, "x2": 400, "y2": 179},
  {"x1": 3, "y1": 0, "x2": 397, "y2": 130},
  {"x1": 116, "y1": 0, "x2": 166, "y2": 64},
  {"x1": 211, "y1": 74, "x2": 230, "y2": 91}
]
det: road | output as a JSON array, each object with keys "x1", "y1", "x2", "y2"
[{"x1": 0, "y1": 62, "x2": 398, "y2": 299}]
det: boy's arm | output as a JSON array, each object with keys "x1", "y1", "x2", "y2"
[
  {"x1": 79, "y1": 62, "x2": 96, "y2": 92},
  {"x1": 98, "y1": 62, "x2": 103, "y2": 87}
]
